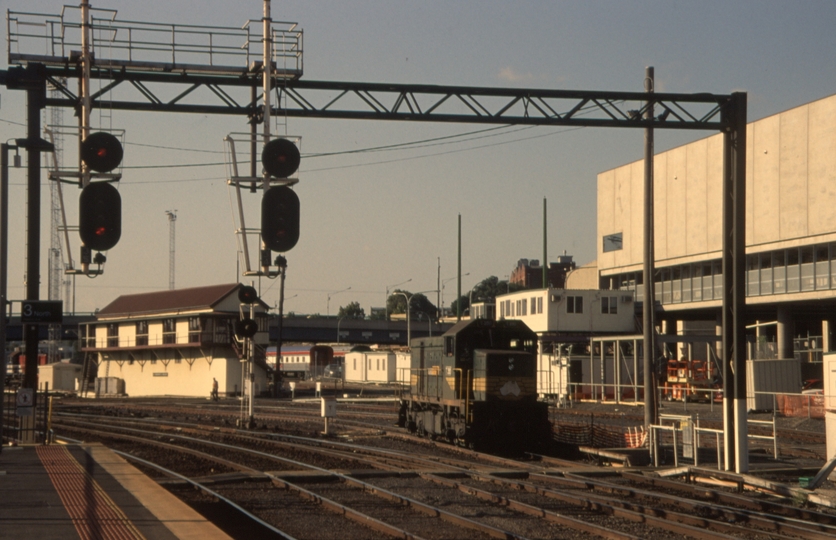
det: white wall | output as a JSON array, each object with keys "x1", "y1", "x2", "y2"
[
  {"x1": 103, "y1": 356, "x2": 267, "y2": 398},
  {"x1": 598, "y1": 92, "x2": 836, "y2": 274},
  {"x1": 344, "y1": 351, "x2": 396, "y2": 383},
  {"x1": 39, "y1": 362, "x2": 82, "y2": 392}
]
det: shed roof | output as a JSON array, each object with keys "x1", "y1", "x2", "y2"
[{"x1": 95, "y1": 283, "x2": 265, "y2": 319}]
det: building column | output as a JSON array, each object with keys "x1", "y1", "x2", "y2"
[
  {"x1": 661, "y1": 318, "x2": 678, "y2": 359},
  {"x1": 776, "y1": 306, "x2": 793, "y2": 360},
  {"x1": 823, "y1": 319, "x2": 833, "y2": 354}
]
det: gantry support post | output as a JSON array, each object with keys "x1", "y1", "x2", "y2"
[{"x1": 722, "y1": 92, "x2": 748, "y2": 473}]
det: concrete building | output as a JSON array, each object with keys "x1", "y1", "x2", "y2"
[
  {"x1": 79, "y1": 283, "x2": 270, "y2": 398},
  {"x1": 597, "y1": 91, "x2": 836, "y2": 363}
]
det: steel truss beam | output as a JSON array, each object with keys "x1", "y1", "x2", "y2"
[
  {"x1": 28, "y1": 66, "x2": 734, "y2": 130},
  {"x1": 0, "y1": 62, "x2": 748, "y2": 473}
]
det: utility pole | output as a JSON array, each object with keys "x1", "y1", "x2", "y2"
[
  {"x1": 643, "y1": 67, "x2": 658, "y2": 432},
  {"x1": 166, "y1": 210, "x2": 176, "y2": 290}
]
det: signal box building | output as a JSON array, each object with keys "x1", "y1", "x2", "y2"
[{"x1": 79, "y1": 283, "x2": 270, "y2": 398}]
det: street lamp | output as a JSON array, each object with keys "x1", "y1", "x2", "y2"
[
  {"x1": 337, "y1": 315, "x2": 346, "y2": 343},
  {"x1": 326, "y1": 286, "x2": 351, "y2": 317},
  {"x1": 392, "y1": 290, "x2": 434, "y2": 348},
  {"x1": 385, "y1": 278, "x2": 411, "y2": 321},
  {"x1": 414, "y1": 311, "x2": 433, "y2": 337},
  {"x1": 468, "y1": 282, "x2": 482, "y2": 319},
  {"x1": 441, "y1": 272, "x2": 469, "y2": 320}
]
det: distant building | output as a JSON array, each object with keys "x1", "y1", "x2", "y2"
[
  {"x1": 470, "y1": 302, "x2": 495, "y2": 320},
  {"x1": 565, "y1": 260, "x2": 598, "y2": 290},
  {"x1": 510, "y1": 255, "x2": 577, "y2": 290},
  {"x1": 79, "y1": 283, "x2": 270, "y2": 398}
]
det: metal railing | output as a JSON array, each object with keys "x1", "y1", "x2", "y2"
[
  {"x1": 1, "y1": 383, "x2": 53, "y2": 450},
  {"x1": 8, "y1": 8, "x2": 303, "y2": 76}
]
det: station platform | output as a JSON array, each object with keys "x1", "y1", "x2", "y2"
[{"x1": 0, "y1": 443, "x2": 231, "y2": 539}]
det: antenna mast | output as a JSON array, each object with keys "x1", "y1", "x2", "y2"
[{"x1": 165, "y1": 210, "x2": 177, "y2": 289}]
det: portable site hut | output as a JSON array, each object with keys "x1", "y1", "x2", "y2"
[
  {"x1": 38, "y1": 361, "x2": 82, "y2": 392},
  {"x1": 345, "y1": 350, "x2": 397, "y2": 383}
]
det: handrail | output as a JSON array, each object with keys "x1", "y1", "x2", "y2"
[{"x1": 7, "y1": 9, "x2": 303, "y2": 77}]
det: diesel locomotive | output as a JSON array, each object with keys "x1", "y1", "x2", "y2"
[{"x1": 397, "y1": 318, "x2": 552, "y2": 453}]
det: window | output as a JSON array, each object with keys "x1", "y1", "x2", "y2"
[
  {"x1": 521, "y1": 299, "x2": 527, "y2": 316},
  {"x1": 601, "y1": 296, "x2": 617, "y2": 314},
  {"x1": 603, "y1": 232, "x2": 623, "y2": 252},
  {"x1": 787, "y1": 248, "x2": 800, "y2": 292},
  {"x1": 136, "y1": 320, "x2": 148, "y2": 346},
  {"x1": 215, "y1": 319, "x2": 231, "y2": 344},
  {"x1": 537, "y1": 297, "x2": 543, "y2": 314},
  {"x1": 530, "y1": 297, "x2": 537, "y2": 314},
  {"x1": 444, "y1": 336, "x2": 455, "y2": 356},
  {"x1": 107, "y1": 323, "x2": 119, "y2": 348},
  {"x1": 567, "y1": 296, "x2": 583, "y2": 314},
  {"x1": 163, "y1": 318, "x2": 176, "y2": 344},
  {"x1": 188, "y1": 316, "x2": 201, "y2": 343}
]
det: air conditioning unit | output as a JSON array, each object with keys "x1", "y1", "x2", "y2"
[
  {"x1": 550, "y1": 294, "x2": 562, "y2": 302},
  {"x1": 621, "y1": 295, "x2": 633, "y2": 303}
]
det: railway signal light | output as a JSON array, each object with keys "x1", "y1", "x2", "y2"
[
  {"x1": 238, "y1": 285, "x2": 259, "y2": 304},
  {"x1": 261, "y1": 138, "x2": 300, "y2": 178},
  {"x1": 261, "y1": 185, "x2": 300, "y2": 252},
  {"x1": 79, "y1": 182, "x2": 121, "y2": 251},
  {"x1": 80, "y1": 132, "x2": 123, "y2": 173},
  {"x1": 235, "y1": 318, "x2": 259, "y2": 338}
]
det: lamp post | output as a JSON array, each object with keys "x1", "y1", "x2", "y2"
[
  {"x1": 337, "y1": 315, "x2": 346, "y2": 343},
  {"x1": 393, "y1": 290, "x2": 434, "y2": 348},
  {"x1": 414, "y1": 311, "x2": 433, "y2": 337},
  {"x1": 441, "y1": 272, "x2": 469, "y2": 320},
  {"x1": 468, "y1": 282, "x2": 482, "y2": 319},
  {"x1": 326, "y1": 286, "x2": 351, "y2": 317},
  {"x1": 385, "y1": 278, "x2": 411, "y2": 321}
]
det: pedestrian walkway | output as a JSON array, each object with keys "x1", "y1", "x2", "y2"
[{"x1": 0, "y1": 443, "x2": 231, "y2": 539}]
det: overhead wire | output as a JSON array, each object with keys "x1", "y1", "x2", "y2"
[{"x1": 0, "y1": 97, "x2": 613, "y2": 179}]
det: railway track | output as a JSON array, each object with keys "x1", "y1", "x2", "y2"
[{"x1": 46, "y1": 400, "x2": 836, "y2": 539}]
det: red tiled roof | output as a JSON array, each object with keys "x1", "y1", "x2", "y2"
[{"x1": 95, "y1": 283, "x2": 245, "y2": 319}]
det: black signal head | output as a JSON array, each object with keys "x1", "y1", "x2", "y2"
[
  {"x1": 261, "y1": 138, "x2": 300, "y2": 178},
  {"x1": 81, "y1": 132, "x2": 124, "y2": 173}
]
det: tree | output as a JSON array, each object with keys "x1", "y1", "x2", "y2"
[
  {"x1": 449, "y1": 276, "x2": 524, "y2": 315},
  {"x1": 338, "y1": 301, "x2": 365, "y2": 320},
  {"x1": 387, "y1": 290, "x2": 438, "y2": 320}
]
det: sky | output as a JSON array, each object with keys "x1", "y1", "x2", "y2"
[{"x1": 3, "y1": 0, "x2": 836, "y2": 317}]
